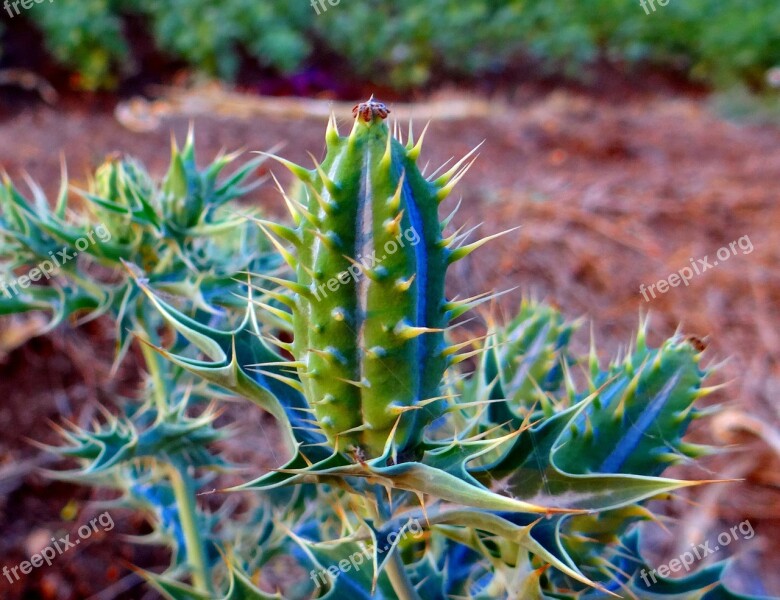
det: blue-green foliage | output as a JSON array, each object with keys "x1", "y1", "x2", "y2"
[
  {"x1": 0, "y1": 134, "x2": 284, "y2": 588},
  {"x1": 1, "y1": 118, "x2": 775, "y2": 598},
  {"x1": 129, "y1": 115, "x2": 774, "y2": 599}
]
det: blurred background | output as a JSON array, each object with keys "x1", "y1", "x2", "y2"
[{"x1": 1, "y1": 1, "x2": 779, "y2": 598}]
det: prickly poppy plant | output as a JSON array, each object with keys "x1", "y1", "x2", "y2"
[{"x1": 1, "y1": 99, "x2": 775, "y2": 599}]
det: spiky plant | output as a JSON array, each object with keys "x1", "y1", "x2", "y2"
[
  {"x1": 0, "y1": 134, "x2": 288, "y2": 594},
  {"x1": 0, "y1": 129, "x2": 279, "y2": 354},
  {"x1": 122, "y1": 98, "x2": 775, "y2": 599}
]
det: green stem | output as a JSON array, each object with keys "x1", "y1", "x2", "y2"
[
  {"x1": 138, "y1": 327, "x2": 209, "y2": 592},
  {"x1": 384, "y1": 552, "x2": 421, "y2": 600},
  {"x1": 168, "y1": 463, "x2": 213, "y2": 594},
  {"x1": 367, "y1": 493, "x2": 421, "y2": 600},
  {"x1": 139, "y1": 325, "x2": 169, "y2": 414}
]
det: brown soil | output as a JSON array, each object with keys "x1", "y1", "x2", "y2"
[{"x1": 1, "y1": 85, "x2": 779, "y2": 598}]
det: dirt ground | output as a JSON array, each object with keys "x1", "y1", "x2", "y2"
[{"x1": 1, "y1": 84, "x2": 779, "y2": 598}]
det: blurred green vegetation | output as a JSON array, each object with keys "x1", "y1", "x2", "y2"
[{"x1": 3, "y1": 0, "x2": 779, "y2": 91}]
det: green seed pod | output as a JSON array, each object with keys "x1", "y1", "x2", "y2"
[
  {"x1": 555, "y1": 333, "x2": 711, "y2": 477},
  {"x1": 266, "y1": 98, "x2": 485, "y2": 458},
  {"x1": 298, "y1": 98, "x2": 445, "y2": 457},
  {"x1": 469, "y1": 299, "x2": 577, "y2": 424}
]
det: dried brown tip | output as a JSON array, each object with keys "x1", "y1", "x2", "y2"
[{"x1": 352, "y1": 95, "x2": 391, "y2": 123}]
